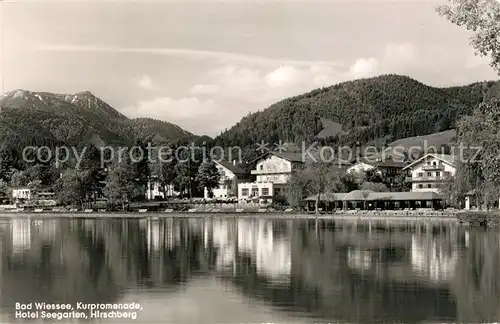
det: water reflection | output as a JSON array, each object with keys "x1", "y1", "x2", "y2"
[{"x1": 0, "y1": 216, "x2": 498, "y2": 323}]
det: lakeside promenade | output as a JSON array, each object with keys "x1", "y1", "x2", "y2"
[{"x1": 0, "y1": 209, "x2": 459, "y2": 221}]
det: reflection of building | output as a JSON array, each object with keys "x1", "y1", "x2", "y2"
[
  {"x1": 411, "y1": 235, "x2": 457, "y2": 283},
  {"x1": 147, "y1": 220, "x2": 161, "y2": 253},
  {"x1": 238, "y1": 219, "x2": 291, "y2": 283},
  {"x1": 208, "y1": 219, "x2": 236, "y2": 270},
  {"x1": 11, "y1": 219, "x2": 31, "y2": 253},
  {"x1": 347, "y1": 247, "x2": 371, "y2": 271},
  {"x1": 207, "y1": 219, "x2": 292, "y2": 283},
  {"x1": 403, "y1": 154, "x2": 456, "y2": 193}
]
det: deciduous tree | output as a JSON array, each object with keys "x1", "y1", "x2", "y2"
[{"x1": 195, "y1": 160, "x2": 220, "y2": 198}]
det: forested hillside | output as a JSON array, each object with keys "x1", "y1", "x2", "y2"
[{"x1": 214, "y1": 75, "x2": 500, "y2": 152}]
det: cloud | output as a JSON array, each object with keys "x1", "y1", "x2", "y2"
[
  {"x1": 122, "y1": 96, "x2": 227, "y2": 135},
  {"x1": 123, "y1": 96, "x2": 216, "y2": 120},
  {"x1": 190, "y1": 84, "x2": 220, "y2": 95},
  {"x1": 349, "y1": 57, "x2": 379, "y2": 78},
  {"x1": 137, "y1": 75, "x2": 158, "y2": 90},
  {"x1": 264, "y1": 65, "x2": 303, "y2": 88},
  {"x1": 182, "y1": 42, "x2": 420, "y2": 107},
  {"x1": 120, "y1": 41, "x2": 423, "y2": 135},
  {"x1": 36, "y1": 44, "x2": 343, "y2": 68}
]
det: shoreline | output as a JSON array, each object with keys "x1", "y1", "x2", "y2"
[{"x1": 0, "y1": 211, "x2": 459, "y2": 221}]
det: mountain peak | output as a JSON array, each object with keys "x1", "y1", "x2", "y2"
[
  {"x1": 74, "y1": 90, "x2": 94, "y2": 96},
  {"x1": 0, "y1": 89, "x2": 33, "y2": 98}
]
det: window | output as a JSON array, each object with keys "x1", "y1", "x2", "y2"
[
  {"x1": 433, "y1": 161, "x2": 437, "y2": 166},
  {"x1": 427, "y1": 184, "x2": 432, "y2": 188},
  {"x1": 427, "y1": 172, "x2": 432, "y2": 177},
  {"x1": 418, "y1": 172, "x2": 423, "y2": 177},
  {"x1": 418, "y1": 184, "x2": 423, "y2": 189},
  {"x1": 260, "y1": 165, "x2": 263, "y2": 170},
  {"x1": 436, "y1": 172, "x2": 441, "y2": 177},
  {"x1": 241, "y1": 188, "x2": 249, "y2": 196},
  {"x1": 251, "y1": 188, "x2": 259, "y2": 196},
  {"x1": 261, "y1": 188, "x2": 269, "y2": 196}
]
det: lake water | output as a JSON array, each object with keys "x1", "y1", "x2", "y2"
[{"x1": 0, "y1": 215, "x2": 498, "y2": 323}]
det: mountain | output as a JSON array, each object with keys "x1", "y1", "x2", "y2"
[
  {"x1": 0, "y1": 89, "x2": 200, "y2": 149},
  {"x1": 214, "y1": 74, "x2": 500, "y2": 152},
  {"x1": 128, "y1": 118, "x2": 194, "y2": 144}
]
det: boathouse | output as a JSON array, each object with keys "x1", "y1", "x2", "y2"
[{"x1": 304, "y1": 190, "x2": 444, "y2": 211}]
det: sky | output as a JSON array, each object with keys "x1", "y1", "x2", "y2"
[{"x1": 1, "y1": 0, "x2": 499, "y2": 137}]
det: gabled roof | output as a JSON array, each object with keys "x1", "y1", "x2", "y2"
[
  {"x1": 250, "y1": 150, "x2": 352, "y2": 166},
  {"x1": 304, "y1": 193, "x2": 346, "y2": 202},
  {"x1": 367, "y1": 191, "x2": 442, "y2": 201},
  {"x1": 304, "y1": 190, "x2": 443, "y2": 202},
  {"x1": 215, "y1": 160, "x2": 247, "y2": 175},
  {"x1": 402, "y1": 153, "x2": 456, "y2": 170},
  {"x1": 351, "y1": 157, "x2": 407, "y2": 169},
  {"x1": 343, "y1": 190, "x2": 374, "y2": 201},
  {"x1": 250, "y1": 151, "x2": 305, "y2": 164}
]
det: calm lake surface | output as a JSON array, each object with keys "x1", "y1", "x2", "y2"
[{"x1": 0, "y1": 215, "x2": 499, "y2": 323}]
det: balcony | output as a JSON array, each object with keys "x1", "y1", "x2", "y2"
[
  {"x1": 407, "y1": 176, "x2": 449, "y2": 182},
  {"x1": 251, "y1": 169, "x2": 291, "y2": 175},
  {"x1": 421, "y1": 164, "x2": 445, "y2": 171}
]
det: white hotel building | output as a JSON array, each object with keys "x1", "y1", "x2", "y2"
[
  {"x1": 402, "y1": 153, "x2": 457, "y2": 193},
  {"x1": 204, "y1": 160, "x2": 249, "y2": 199},
  {"x1": 237, "y1": 152, "x2": 305, "y2": 202}
]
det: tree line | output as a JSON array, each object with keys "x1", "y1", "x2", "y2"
[{"x1": 0, "y1": 139, "x2": 222, "y2": 210}]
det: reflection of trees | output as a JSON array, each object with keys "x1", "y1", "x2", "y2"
[
  {"x1": 0, "y1": 217, "x2": 212, "y2": 317},
  {"x1": 0, "y1": 219, "x2": 120, "y2": 310},
  {"x1": 223, "y1": 220, "x2": 457, "y2": 323},
  {"x1": 1, "y1": 217, "x2": 500, "y2": 323},
  {"x1": 452, "y1": 229, "x2": 500, "y2": 323}
]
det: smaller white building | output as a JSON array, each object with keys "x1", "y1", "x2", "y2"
[
  {"x1": 204, "y1": 160, "x2": 248, "y2": 199},
  {"x1": 12, "y1": 188, "x2": 32, "y2": 200},
  {"x1": 347, "y1": 157, "x2": 406, "y2": 184},
  {"x1": 402, "y1": 153, "x2": 456, "y2": 193},
  {"x1": 146, "y1": 179, "x2": 177, "y2": 200}
]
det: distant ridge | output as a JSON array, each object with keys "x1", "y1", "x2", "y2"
[{"x1": 0, "y1": 89, "x2": 202, "y2": 148}]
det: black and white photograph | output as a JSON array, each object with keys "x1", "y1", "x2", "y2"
[{"x1": 0, "y1": 0, "x2": 500, "y2": 323}]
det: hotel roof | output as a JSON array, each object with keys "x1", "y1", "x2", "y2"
[
  {"x1": 402, "y1": 153, "x2": 457, "y2": 170},
  {"x1": 304, "y1": 191, "x2": 442, "y2": 201}
]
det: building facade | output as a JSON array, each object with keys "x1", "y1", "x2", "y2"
[
  {"x1": 146, "y1": 178, "x2": 177, "y2": 200},
  {"x1": 347, "y1": 158, "x2": 406, "y2": 184},
  {"x1": 12, "y1": 188, "x2": 32, "y2": 201},
  {"x1": 204, "y1": 160, "x2": 249, "y2": 199},
  {"x1": 402, "y1": 154, "x2": 456, "y2": 193},
  {"x1": 238, "y1": 152, "x2": 304, "y2": 203}
]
